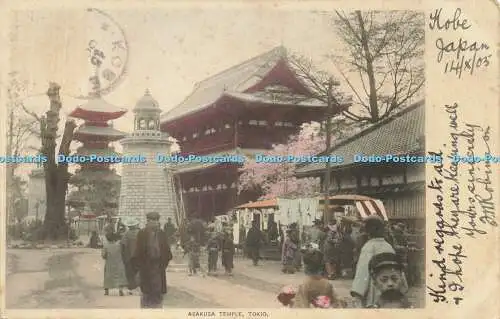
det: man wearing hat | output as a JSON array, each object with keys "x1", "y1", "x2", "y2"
[
  {"x1": 120, "y1": 217, "x2": 141, "y2": 294},
  {"x1": 367, "y1": 252, "x2": 410, "y2": 308},
  {"x1": 132, "y1": 212, "x2": 173, "y2": 308},
  {"x1": 350, "y1": 215, "x2": 408, "y2": 308}
]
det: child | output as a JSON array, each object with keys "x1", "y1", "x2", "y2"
[
  {"x1": 102, "y1": 233, "x2": 127, "y2": 296},
  {"x1": 277, "y1": 285, "x2": 297, "y2": 307},
  {"x1": 184, "y1": 236, "x2": 201, "y2": 276},
  {"x1": 221, "y1": 232, "x2": 235, "y2": 275},
  {"x1": 206, "y1": 232, "x2": 220, "y2": 275},
  {"x1": 368, "y1": 252, "x2": 410, "y2": 308},
  {"x1": 292, "y1": 243, "x2": 344, "y2": 308}
]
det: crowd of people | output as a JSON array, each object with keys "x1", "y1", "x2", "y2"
[
  {"x1": 278, "y1": 214, "x2": 414, "y2": 308},
  {"x1": 93, "y1": 212, "x2": 240, "y2": 309},
  {"x1": 95, "y1": 212, "x2": 173, "y2": 308},
  {"x1": 279, "y1": 212, "x2": 421, "y2": 286},
  {"x1": 91, "y1": 210, "x2": 420, "y2": 309}
]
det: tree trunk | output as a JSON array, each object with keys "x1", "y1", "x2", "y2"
[
  {"x1": 41, "y1": 83, "x2": 76, "y2": 240},
  {"x1": 355, "y1": 11, "x2": 379, "y2": 122}
]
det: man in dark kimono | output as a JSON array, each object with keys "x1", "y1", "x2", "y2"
[
  {"x1": 246, "y1": 221, "x2": 264, "y2": 266},
  {"x1": 188, "y1": 213, "x2": 207, "y2": 245},
  {"x1": 104, "y1": 217, "x2": 117, "y2": 239},
  {"x1": 132, "y1": 212, "x2": 173, "y2": 308},
  {"x1": 120, "y1": 218, "x2": 140, "y2": 294},
  {"x1": 164, "y1": 217, "x2": 177, "y2": 247}
]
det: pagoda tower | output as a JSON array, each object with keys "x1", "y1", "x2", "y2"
[
  {"x1": 118, "y1": 90, "x2": 177, "y2": 227},
  {"x1": 67, "y1": 94, "x2": 127, "y2": 217}
]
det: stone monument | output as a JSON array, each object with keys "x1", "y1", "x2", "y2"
[
  {"x1": 27, "y1": 168, "x2": 46, "y2": 221},
  {"x1": 118, "y1": 89, "x2": 177, "y2": 227}
]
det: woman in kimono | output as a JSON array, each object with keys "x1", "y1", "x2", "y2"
[
  {"x1": 102, "y1": 233, "x2": 128, "y2": 296},
  {"x1": 206, "y1": 230, "x2": 220, "y2": 275},
  {"x1": 350, "y1": 215, "x2": 408, "y2": 308},
  {"x1": 221, "y1": 232, "x2": 235, "y2": 275},
  {"x1": 120, "y1": 218, "x2": 141, "y2": 294},
  {"x1": 88, "y1": 231, "x2": 101, "y2": 249},
  {"x1": 281, "y1": 229, "x2": 298, "y2": 274},
  {"x1": 291, "y1": 243, "x2": 345, "y2": 308}
]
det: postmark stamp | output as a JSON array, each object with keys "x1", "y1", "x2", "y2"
[{"x1": 80, "y1": 8, "x2": 129, "y2": 99}]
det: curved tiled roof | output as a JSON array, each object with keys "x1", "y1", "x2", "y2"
[
  {"x1": 160, "y1": 46, "x2": 295, "y2": 123},
  {"x1": 74, "y1": 125, "x2": 126, "y2": 136},
  {"x1": 295, "y1": 100, "x2": 425, "y2": 175},
  {"x1": 70, "y1": 97, "x2": 127, "y2": 121}
]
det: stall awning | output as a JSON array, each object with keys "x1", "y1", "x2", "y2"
[
  {"x1": 355, "y1": 200, "x2": 388, "y2": 221},
  {"x1": 236, "y1": 198, "x2": 278, "y2": 209}
]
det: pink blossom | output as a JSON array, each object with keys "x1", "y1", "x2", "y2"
[
  {"x1": 238, "y1": 122, "x2": 324, "y2": 199},
  {"x1": 238, "y1": 118, "x2": 369, "y2": 200}
]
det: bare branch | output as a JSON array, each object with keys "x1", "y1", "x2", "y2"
[
  {"x1": 332, "y1": 10, "x2": 425, "y2": 122},
  {"x1": 21, "y1": 103, "x2": 41, "y2": 122},
  {"x1": 334, "y1": 66, "x2": 369, "y2": 109}
]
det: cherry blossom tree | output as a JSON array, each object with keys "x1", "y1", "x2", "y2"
[{"x1": 239, "y1": 118, "x2": 367, "y2": 199}]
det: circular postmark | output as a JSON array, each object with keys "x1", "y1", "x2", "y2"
[{"x1": 74, "y1": 8, "x2": 129, "y2": 99}]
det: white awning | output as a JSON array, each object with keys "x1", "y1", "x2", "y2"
[{"x1": 355, "y1": 199, "x2": 388, "y2": 221}]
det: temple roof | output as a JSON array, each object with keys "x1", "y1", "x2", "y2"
[
  {"x1": 70, "y1": 169, "x2": 121, "y2": 184},
  {"x1": 134, "y1": 89, "x2": 161, "y2": 113},
  {"x1": 161, "y1": 46, "x2": 316, "y2": 123},
  {"x1": 74, "y1": 146, "x2": 121, "y2": 158},
  {"x1": 295, "y1": 100, "x2": 425, "y2": 176},
  {"x1": 223, "y1": 91, "x2": 326, "y2": 108},
  {"x1": 171, "y1": 148, "x2": 265, "y2": 174},
  {"x1": 73, "y1": 125, "x2": 127, "y2": 141},
  {"x1": 70, "y1": 97, "x2": 127, "y2": 121}
]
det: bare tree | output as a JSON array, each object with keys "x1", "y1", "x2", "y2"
[
  {"x1": 6, "y1": 73, "x2": 38, "y2": 224},
  {"x1": 286, "y1": 54, "x2": 365, "y2": 221},
  {"x1": 21, "y1": 83, "x2": 77, "y2": 240},
  {"x1": 332, "y1": 10, "x2": 425, "y2": 123}
]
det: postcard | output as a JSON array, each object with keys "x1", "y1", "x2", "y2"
[{"x1": 0, "y1": 1, "x2": 498, "y2": 319}]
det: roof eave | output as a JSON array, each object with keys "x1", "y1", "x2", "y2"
[
  {"x1": 294, "y1": 149, "x2": 425, "y2": 177},
  {"x1": 221, "y1": 92, "x2": 328, "y2": 108}
]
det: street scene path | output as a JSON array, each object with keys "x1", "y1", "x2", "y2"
[{"x1": 6, "y1": 248, "x2": 423, "y2": 309}]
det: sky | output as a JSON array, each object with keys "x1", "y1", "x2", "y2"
[
  {"x1": 8, "y1": 7, "x2": 346, "y2": 178},
  {"x1": 10, "y1": 8, "x2": 342, "y2": 125},
  {"x1": 8, "y1": 7, "x2": 423, "y2": 179}
]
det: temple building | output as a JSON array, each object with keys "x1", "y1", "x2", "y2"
[
  {"x1": 67, "y1": 96, "x2": 127, "y2": 217},
  {"x1": 295, "y1": 100, "x2": 426, "y2": 232},
  {"x1": 118, "y1": 90, "x2": 178, "y2": 227},
  {"x1": 160, "y1": 46, "x2": 348, "y2": 220}
]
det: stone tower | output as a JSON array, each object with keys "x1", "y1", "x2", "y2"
[{"x1": 118, "y1": 90, "x2": 177, "y2": 227}]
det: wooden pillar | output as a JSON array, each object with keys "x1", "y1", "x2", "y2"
[{"x1": 233, "y1": 117, "x2": 239, "y2": 149}]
